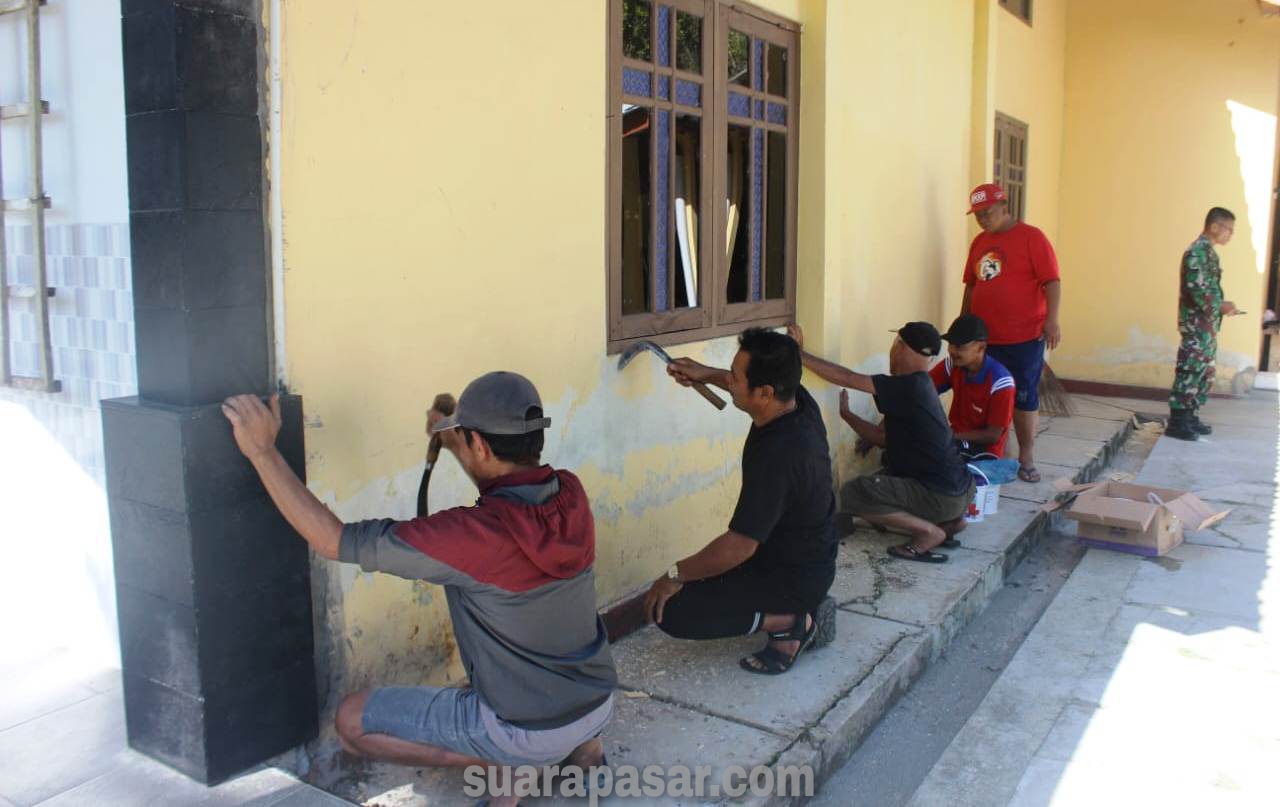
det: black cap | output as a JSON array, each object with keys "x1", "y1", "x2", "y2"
[
  {"x1": 941, "y1": 314, "x2": 989, "y2": 345},
  {"x1": 431, "y1": 371, "x2": 552, "y2": 435},
  {"x1": 891, "y1": 322, "x2": 942, "y2": 357}
]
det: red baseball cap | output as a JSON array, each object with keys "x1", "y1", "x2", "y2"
[{"x1": 967, "y1": 183, "x2": 1007, "y2": 214}]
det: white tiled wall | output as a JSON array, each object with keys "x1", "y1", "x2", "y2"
[{"x1": 3, "y1": 222, "x2": 134, "y2": 486}]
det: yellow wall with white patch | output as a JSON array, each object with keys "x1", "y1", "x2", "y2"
[
  {"x1": 274, "y1": 0, "x2": 1277, "y2": 767},
  {"x1": 276, "y1": 0, "x2": 988, "y2": 758},
  {"x1": 1052, "y1": 0, "x2": 1279, "y2": 390}
]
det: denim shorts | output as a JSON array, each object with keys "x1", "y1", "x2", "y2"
[
  {"x1": 986, "y1": 338, "x2": 1046, "y2": 412},
  {"x1": 361, "y1": 685, "x2": 613, "y2": 767}
]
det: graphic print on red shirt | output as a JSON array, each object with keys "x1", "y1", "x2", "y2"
[
  {"x1": 929, "y1": 354, "x2": 1017, "y2": 458},
  {"x1": 963, "y1": 222, "x2": 1061, "y2": 345}
]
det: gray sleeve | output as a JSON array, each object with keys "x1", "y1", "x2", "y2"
[{"x1": 339, "y1": 518, "x2": 467, "y2": 584}]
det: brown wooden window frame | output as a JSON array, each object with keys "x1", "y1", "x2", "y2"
[
  {"x1": 993, "y1": 112, "x2": 1028, "y2": 222},
  {"x1": 998, "y1": 0, "x2": 1033, "y2": 26},
  {"x1": 607, "y1": 0, "x2": 800, "y2": 352}
]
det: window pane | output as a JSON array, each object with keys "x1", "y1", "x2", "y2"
[
  {"x1": 750, "y1": 127, "x2": 763, "y2": 301},
  {"x1": 727, "y1": 29, "x2": 750, "y2": 86},
  {"x1": 725, "y1": 124, "x2": 751, "y2": 303},
  {"x1": 655, "y1": 109, "x2": 671, "y2": 311},
  {"x1": 623, "y1": 68, "x2": 652, "y2": 97},
  {"x1": 765, "y1": 131, "x2": 786, "y2": 300},
  {"x1": 767, "y1": 44, "x2": 787, "y2": 97},
  {"x1": 674, "y1": 115, "x2": 701, "y2": 308},
  {"x1": 675, "y1": 79, "x2": 701, "y2": 107},
  {"x1": 657, "y1": 4, "x2": 671, "y2": 67},
  {"x1": 676, "y1": 11, "x2": 702, "y2": 74},
  {"x1": 623, "y1": 0, "x2": 652, "y2": 61},
  {"x1": 621, "y1": 105, "x2": 652, "y2": 315}
]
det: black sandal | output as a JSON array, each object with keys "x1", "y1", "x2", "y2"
[
  {"x1": 940, "y1": 537, "x2": 961, "y2": 549},
  {"x1": 740, "y1": 612, "x2": 818, "y2": 675},
  {"x1": 888, "y1": 543, "x2": 948, "y2": 563}
]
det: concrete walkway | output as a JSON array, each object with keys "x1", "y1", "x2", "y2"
[
  {"x1": 320, "y1": 397, "x2": 1152, "y2": 806},
  {"x1": 906, "y1": 392, "x2": 1280, "y2": 807},
  {"x1": 0, "y1": 648, "x2": 347, "y2": 806},
  {"x1": 0, "y1": 395, "x2": 1160, "y2": 807}
]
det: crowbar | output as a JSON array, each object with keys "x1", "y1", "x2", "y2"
[{"x1": 617, "y1": 340, "x2": 728, "y2": 410}]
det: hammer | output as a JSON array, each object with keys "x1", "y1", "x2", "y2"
[
  {"x1": 618, "y1": 340, "x2": 728, "y2": 410},
  {"x1": 418, "y1": 393, "x2": 457, "y2": 517}
]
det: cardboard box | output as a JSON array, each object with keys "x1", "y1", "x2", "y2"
[{"x1": 1063, "y1": 482, "x2": 1231, "y2": 557}]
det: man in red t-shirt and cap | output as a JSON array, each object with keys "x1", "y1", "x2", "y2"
[{"x1": 961, "y1": 183, "x2": 1062, "y2": 484}]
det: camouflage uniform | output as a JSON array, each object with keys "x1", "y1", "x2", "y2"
[{"x1": 1169, "y1": 235, "x2": 1223, "y2": 412}]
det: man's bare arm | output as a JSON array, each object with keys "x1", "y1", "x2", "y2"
[
  {"x1": 1042, "y1": 280, "x2": 1062, "y2": 349},
  {"x1": 786, "y1": 323, "x2": 875, "y2": 394},
  {"x1": 673, "y1": 531, "x2": 758, "y2": 581},
  {"x1": 223, "y1": 395, "x2": 342, "y2": 560},
  {"x1": 841, "y1": 408, "x2": 886, "y2": 447},
  {"x1": 954, "y1": 425, "x2": 1004, "y2": 446},
  {"x1": 961, "y1": 284, "x2": 974, "y2": 316},
  {"x1": 667, "y1": 358, "x2": 733, "y2": 392}
]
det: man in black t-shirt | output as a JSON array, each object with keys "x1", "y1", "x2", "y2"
[
  {"x1": 641, "y1": 328, "x2": 838, "y2": 676},
  {"x1": 789, "y1": 322, "x2": 975, "y2": 564}
]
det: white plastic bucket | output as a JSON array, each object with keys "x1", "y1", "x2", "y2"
[
  {"x1": 964, "y1": 465, "x2": 990, "y2": 524},
  {"x1": 985, "y1": 484, "x2": 1001, "y2": 515}
]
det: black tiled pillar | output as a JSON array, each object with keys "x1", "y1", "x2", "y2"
[{"x1": 104, "y1": 0, "x2": 318, "y2": 784}]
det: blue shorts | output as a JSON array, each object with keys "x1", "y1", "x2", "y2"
[
  {"x1": 361, "y1": 685, "x2": 613, "y2": 767},
  {"x1": 986, "y1": 339, "x2": 1045, "y2": 412}
]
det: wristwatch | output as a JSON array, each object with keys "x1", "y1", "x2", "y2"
[{"x1": 666, "y1": 563, "x2": 681, "y2": 583}]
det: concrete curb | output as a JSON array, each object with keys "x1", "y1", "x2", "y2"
[{"x1": 738, "y1": 416, "x2": 1138, "y2": 807}]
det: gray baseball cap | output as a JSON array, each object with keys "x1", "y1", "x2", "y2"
[{"x1": 431, "y1": 371, "x2": 552, "y2": 435}]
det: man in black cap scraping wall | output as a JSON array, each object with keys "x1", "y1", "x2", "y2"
[{"x1": 788, "y1": 322, "x2": 976, "y2": 564}]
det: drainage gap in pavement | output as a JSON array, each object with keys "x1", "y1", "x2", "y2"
[{"x1": 810, "y1": 417, "x2": 1161, "y2": 807}]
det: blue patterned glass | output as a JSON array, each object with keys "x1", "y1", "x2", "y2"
[
  {"x1": 766, "y1": 102, "x2": 787, "y2": 125},
  {"x1": 752, "y1": 40, "x2": 764, "y2": 91},
  {"x1": 655, "y1": 109, "x2": 671, "y2": 311},
  {"x1": 657, "y1": 5, "x2": 671, "y2": 67},
  {"x1": 657, "y1": 76, "x2": 670, "y2": 100},
  {"x1": 675, "y1": 79, "x2": 701, "y2": 107},
  {"x1": 728, "y1": 92, "x2": 750, "y2": 118},
  {"x1": 750, "y1": 128, "x2": 763, "y2": 302},
  {"x1": 623, "y1": 68, "x2": 652, "y2": 97},
  {"x1": 755, "y1": 99, "x2": 764, "y2": 120}
]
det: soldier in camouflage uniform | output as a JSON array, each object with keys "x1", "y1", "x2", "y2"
[{"x1": 1167, "y1": 207, "x2": 1238, "y2": 441}]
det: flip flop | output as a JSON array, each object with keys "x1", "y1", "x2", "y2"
[
  {"x1": 940, "y1": 537, "x2": 961, "y2": 549},
  {"x1": 1017, "y1": 465, "x2": 1041, "y2": 484},
  {"x1": 887, "y1": 544, "x2": 948, "y2": 563}
]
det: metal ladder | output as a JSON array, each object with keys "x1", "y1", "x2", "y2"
[{"x1": 0, "y1": 0, "x2": 57, "y2": 392}]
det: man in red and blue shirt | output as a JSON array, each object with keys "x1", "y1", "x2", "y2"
[{"x1": 931, "y1": 314, "x2": 1016, "y2": 459}]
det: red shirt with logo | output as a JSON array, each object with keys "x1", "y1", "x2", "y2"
[
  {"x1": 963, "y1": 222, "x2": 1061, "y2": 345},
  {"x1": 929, "y1": 354, "x2": 1017, "y2": 458}
]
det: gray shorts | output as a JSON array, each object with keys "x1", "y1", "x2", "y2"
[
  {"x1": 841, "y1": 474, "x2": 975, "y2": 524},
  {"x1": 361, "y1": 685, "x2": 614, "y2": 767}
]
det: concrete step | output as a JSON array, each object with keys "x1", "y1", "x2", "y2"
[{"x1": 315, "y1": 404, "x2": 1140, "y2": 806}]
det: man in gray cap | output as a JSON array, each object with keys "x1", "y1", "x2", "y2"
[
  {"x1": 222, "y1": 372, "x2": 616, "y2": 802},
  {"x1": 788, "y1": 322, "x2": 975, "y2": 563}
]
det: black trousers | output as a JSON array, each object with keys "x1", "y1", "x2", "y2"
[{"x1": 657, "y1": 563, "x2": 834, "y2": 641}]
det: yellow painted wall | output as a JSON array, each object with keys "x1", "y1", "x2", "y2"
[
  {"x1": 1053, "y1": 0, "x2": 1280, "y2": 390},
  {"x1": 990, "y1": 0, "x2": 1068, "y2": 242},
  {"x1": 276, "y1": 0, "x2": 999, "y2": 764}
]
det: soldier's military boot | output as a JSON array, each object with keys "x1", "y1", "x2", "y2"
[
  {"x1": 1190, "y1": 410, "x2": 1213, "y2": 436},
  {"x1": 1166, "y1": 409, "x2": 1200, "y2": 441}
]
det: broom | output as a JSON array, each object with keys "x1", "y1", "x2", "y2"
[{"x1": 1039, "y1": 361, "x2": 1074, "y2": 418}]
